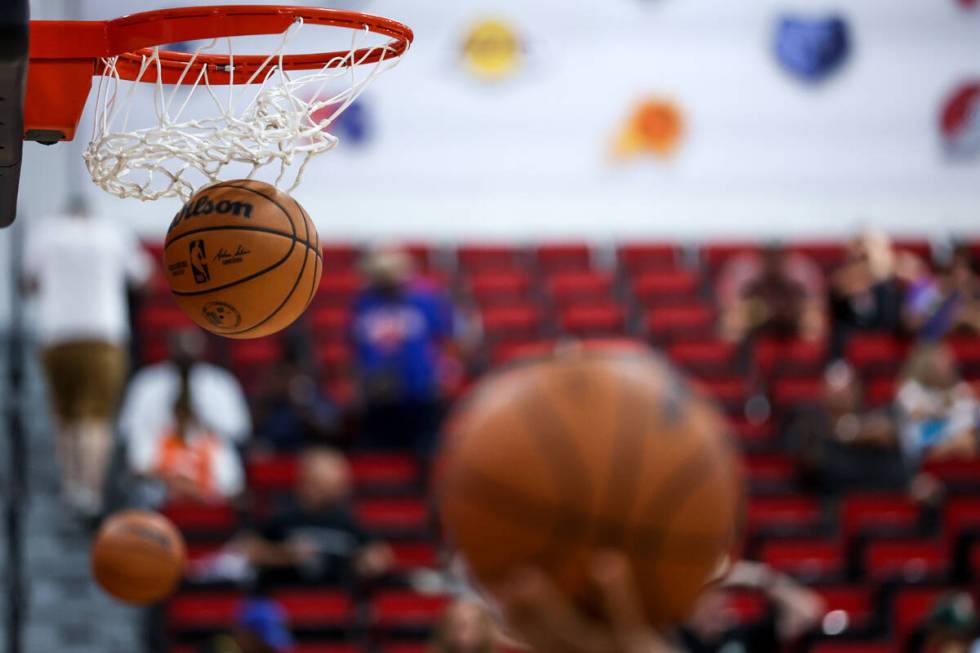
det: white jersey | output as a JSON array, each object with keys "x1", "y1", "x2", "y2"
[{"x1": 25, "y1": 213, "x2": 152, "y2": 345}]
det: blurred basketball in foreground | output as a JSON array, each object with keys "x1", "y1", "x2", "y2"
[
  {"x1": 440, "y1": 347, "x2": 743, "y2": 628},
  {"x1": 91, "y1": 510, "x2": 186, "y2": 604},
  {"x1": 164, "y1": 179, "x2": 321, "y2": 339}
]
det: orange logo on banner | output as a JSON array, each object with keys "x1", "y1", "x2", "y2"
[{"x1": 613, "y1": 98, "x2": 685, "y2": 159}]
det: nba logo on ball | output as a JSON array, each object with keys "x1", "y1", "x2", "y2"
[
  {"x1": 774, "y1": 15, "x2": 850, "y2": 83},
  {"x1": 940, "y1": 83, "x2": 980, "y2": 160}
]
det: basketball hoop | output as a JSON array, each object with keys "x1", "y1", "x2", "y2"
[{"x1": 26, "y1": 6, "x2": 413, "y2": 201}]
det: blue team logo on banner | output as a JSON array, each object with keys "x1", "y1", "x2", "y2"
[{"x1": 774, "y1": 15, "x2": 851, "y2": 83}]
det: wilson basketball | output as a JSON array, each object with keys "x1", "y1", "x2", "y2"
[
  {"x1": 163, "y1": 179, "x2": 322, "y2": 339},
  {"x1": 439, "y1": 348, "x2": 743, "y2": 628},
  {"x1": 91, "y1": 510, "x2": 187, "y2": 605}
]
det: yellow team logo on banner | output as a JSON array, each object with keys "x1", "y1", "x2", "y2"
[
  {"x1": 613, "y1": 98, "x2": 685, "y2": 160},
  {"x1": 461, "y1": 18, "x2": 523, "y2": 81}
]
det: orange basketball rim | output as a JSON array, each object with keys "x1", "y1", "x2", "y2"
[{"x1": 25, "y1": 5, "x2": 414, "y2": 143}]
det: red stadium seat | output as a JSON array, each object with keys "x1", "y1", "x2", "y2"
[
  {"x1": 693, "y1": 376, "x2": 747, "y2": 407},
  {"x1": 845, "y1": 334, "x2": 908, "y2": 375},
  {"x1": 274, "y1": 590, "x2": 354, "y2": 626},
  {"x1": 631, "y1": 269, "x2": 701, "y2": 307},
  {"x1": 161, "y1": 501, "x2": 237, "y2": 534},
  {"x1": 381, "y1": 645, "x2": 429, "y2": 653},
  {"x1": 924, "y1": 459, "x2": 980, "y2": 490},
  {"x1": 469, "y1": 270, "x2": 532, "y2": 305},
  {"x1": 372, "y1": 591, "x2": 449, "y2": 629},
  {"x1": 350, "y1": 453, "x2": 419, "y2": 490},
  {"x1": 702, "y1": 242, "x2": 760, "y2": 273},
  {"x1": 390, "y1": 541, "x2": 439, "y2": 570},
  {"x1": 167, "y1": 592, "x2": 241, "y2": 629},
  {"x1": 457, "y1": 244, "x2": 522, "y2": 271},
  {"x1": 771, "y1": 377, "x2": 823, "y2": 409},
  {"x1": 759, "y1": 539, "x2": 845, "y2": 580},
  {"x1": 317, "y1": 341, "x2": 352, "y2": 371},
  {"x1": 787, "y1": 241, "x2": 847, "y2": 271},
  {"x1": 667, "y1": 339, "x2": 738, "y2": 375},
  {"x1": 547, "y1": 270, "x2": 615, "y2": 305},
  {"x1": 893, "y1": 586, "x2": 948, "y2": 641},
  {"x1": 809, "y1": 643, "x2": 893, "y2": 653},
  {"x1": 815, "y1": 585, "x2": 875, "y2": 630},
  {"x1": 480, "y1": 305, "x2": 540, "y2": 341},
  {"x1": 863, "y1": 539, "x2": 949, "y2": 582},
  {"x1": 228, "y1": 338, "x2": 282, "y2": 371},
  {"x1": 534, "y1": 242, "x2": 592, "y2": 272},
  {"x1": 248, "y1": 455, "x2": 298, "y2": 492},
  {"x1": 747, "y1": 496, "x2": 823, "y2": 535},
  {"x1": 729, "y1": 416, "x2": 776, "y2": 447},
  {"x1": 310, "y1": 307, "x2": 349, "y2": 342},
  {"x1": 321, "y1": 243, "x2": 362, "y2": 271},
  {"x1": 725, "y1": 589, "x2": 769, "y2": 623},
  {"x1": 841, "y1": 494, "x2": 921, "y2": 539},
  {"x1": 644, "y1": 304, "x2": 714, "y2": 342},
  {"x1": 616, "y1": 242, "x2": 682, "y2": 274},
  {"x1": 490, "y1": 340, "x2": 556, "y2": 365},
  {"x1": 866, "y1": 377, "x2": 896, "y2": 407},
  {"x1": 294, "y1": 646, "x2": 361, "y2": 653},
  {"x1": 314, "y1": 270, "x2": 362, "y2": 306},
  {"x1": 138, "y1": 305, "x2": 195, "y2": 332},
  {"x1": 744, "y1": 454, "x2": 796, "y2": 487},
  {"x1": 354, "y1": 498, "x2": 428, "y2": 534},
  {"x1": 944, "y1": 497, "x2": 980, "y2": 538},
  {"x1": 892, "y1": 239, "x2": 932, "y2": 264},
  {"x1": 403, "y1": 243, "x2": 433, "y2": 272},
  {"x1": 558, "y1": 303, "x2": 626, "y2": 337},
  {"x1": 947, "y1": 336, "x2": 980, "y2": 365},
  {"x1": 753, "y1": 338, "x2": 827, "y2": 375}
]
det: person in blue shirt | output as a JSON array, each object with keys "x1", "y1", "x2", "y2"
[{"x1": 351, "y1": 246, "x2": 452, "y2": 460}]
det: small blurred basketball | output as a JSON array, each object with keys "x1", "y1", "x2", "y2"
[
  {"x1": 439, "y1": 347, "x2": 743, "y2": 628},
  {"x1": 91, "y1": 510, "x2": 187, "y2": 605},
  {"x1": 164, "y1": 179, "x2": 322, "y2": 339}
]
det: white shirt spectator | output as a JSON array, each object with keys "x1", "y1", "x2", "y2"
[
  {"x1": 119, "y1": 362, "x2": 252, "y2": 448},
  {"x1": 896, "y1": 379, "x2": 978, "y2": 460},
  {"x1": 128, "y1": 421, "x2": 244, "y2": 502},
  {"x1": 25, "y1": 213, "x2": 152, "y2": 345}
]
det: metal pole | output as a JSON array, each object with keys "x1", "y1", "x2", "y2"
[{"x1": 5, "y1": 214, "x2": 26, "y2": 653}]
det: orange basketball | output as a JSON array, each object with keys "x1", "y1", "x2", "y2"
[
  {"x1": 163, "y1": 179, "x2": 322, "y2": 339},
  {"x1": 91, "y1": 509, "x2": 187, "y2": 605},
  {"x1": 439, "y1": 347, "x2": 743, "y2": 628}
]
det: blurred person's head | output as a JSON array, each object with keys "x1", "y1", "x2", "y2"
[
  {"x1": 234, "y1": 598, "x2": 293, "y2": 653},
  {"x1": 854, "y1": 228, "x2": 895, "y2": 278},
  {"x1": 167, "y1": 329, "x2": 206, "y2": 373},
  {"x1": 295, "y1": 447, "x2": 351, "y2": 510},
  {"x1": 946, "y1": 245, "x2": 977, "y2": 290},
  {"x1": 431, "y1": 599, "x2": 497, "y2": 653},
  {"x1": 822, "y1": 360, "x2": 862, "y2": 414},
  {"x1": 760, "y1": 243, "x2": 786, "y2": 276},
  {"x1": 923, "y1": 592, "x2": 978, "y2": 653},
  {"x1": 903, "y1": 343, "x2": 960, "y2": 390},
  {"x1": 362, "y1": 245, "x2": 414, "y2": 297},
  {"x1": 65, "y1": 194, "x2": 90, "y2": 220}
]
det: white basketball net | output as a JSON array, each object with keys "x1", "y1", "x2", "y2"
[{"x1": 84, "y1": 19, "x2": 403, "y2": 202}]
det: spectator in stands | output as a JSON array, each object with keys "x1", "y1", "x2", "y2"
[
  {"x1": 896, "y1": 343, "x2": 979, "y2": 464},
  {"x1": 917, "y1": 592, "x2": 980, "y2": 653},
  {"x1": 239, "y1": 447, "x2": 392, "y2": 590},
  {"x1": 120, "y1": 329, "x2": 251, "y2": 457},
  {"x1": 784, "y1": 360, "x2": 907, "y2": 493},
  {"x1": 678, "y1": 560, "x2": 825, "y2": 653},
  {"x1": 905, "y1": 245, "x2": 980, "y2": 341},
  {"x1": 128, "y1": 371, "x2": 244, "y2": 507},
  {"x1": 198, "y1": 597, "x2": 293, "y2": 653},
  {"x1": 828, "y1": 229, "x2": 904, "y2": 356},
  {"x1": 430, "y1": 599, "x2": 499, "y2": 653},
  {"x1": 252, "y1": 347, "x2": 342, "y2": 452},
  {"x1": 718, "y1": 244, "x2": 825, "y2": 344},
  {"x1": 24, "y1": 195, "x2": 153, "y2": 519},
  {"x1": 351, "y1": 245, "x2": 454, "y2": 459}
]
